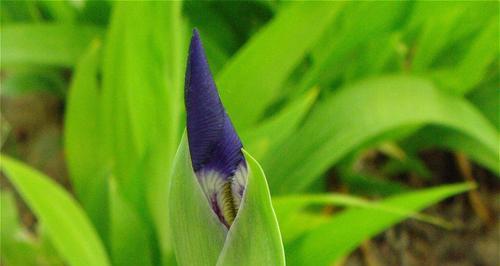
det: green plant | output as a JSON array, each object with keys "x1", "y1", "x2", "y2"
[{"x1": 1, "y1": 1, "x2": 498, "y2": 266}]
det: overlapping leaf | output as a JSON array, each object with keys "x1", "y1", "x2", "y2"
[
  {"x1": 264, "y1": 76, "x2": 498, "y2": 194},
  {"x1": 0, "y1": 156, "x2": 110, "y2": 266}
]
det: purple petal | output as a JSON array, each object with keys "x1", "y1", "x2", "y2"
[
  {"x1": 184, "y1": 29, "x2": 247, "y2": 228},
  {"x1": 185, "y1": 29, "x2": 245, "y2": 179}
]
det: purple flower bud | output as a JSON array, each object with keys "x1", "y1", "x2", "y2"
[{"x1": 185, "y1": 29, "x2": 247, "y2": 228}]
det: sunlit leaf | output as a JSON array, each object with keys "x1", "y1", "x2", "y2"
[
  {"x1": 0, "y1": 155, "x2": 110, "y2": 266},
  {"x1": 1, "y1": 24, "x2": 103, "y2": 67},
  {"x1": 64, "y1": 40, "x2": 108, "y2": 239},
  {"x1": 169, "y1": 135, "x2": 285, "y2": 266},
  {"x1": 286, "y1": 183, "x2": 474, "y2": 266},
  {"x1": 264, "y1": 76, "x2": 498, "y2": 194},
  {"x1": 241, "y1": 89, "x2": 318, "y2": 160},
  {"x1": 217, "y1": 2, "x2": 345, "y2": 129},
  {"x1": 217, "y1": 150, "x2": 285, "y2": 266},
  {"x1": 109, "y1": 178, "x2": 153, "y2": 266},
  {"x1": 168, "y1": 135, "x2": 227, "y2": 266}
]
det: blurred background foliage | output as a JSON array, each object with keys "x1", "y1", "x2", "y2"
[{"x1": 0, "y1": 1, "x2": 498, "y2": 266}]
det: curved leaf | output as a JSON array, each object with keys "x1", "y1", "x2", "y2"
[
  {"x1": 217, "y1": 2, "x2": 345, "y2": 129},
  {"x1": 169, "y1": 135, "x2": 285, "y2": 266},
  {"x1": 287, "y1": 183, "x2": 474, "y2": 266},
  {"x1": 1, "y1": 24, "x2": 103, "y2": 67},
  {"x1": 217, "y1": 150, "x2": 285, "y2": 266},
  {"x1": 64, "y1": 40, "x2": 108, "y2": 239},
  {"x1": 264, "y1": 76, "x2": 498, "y2": 194},
  {"x1": 109, "y1": 178, "x2": 153, "y2": 266},
  {"x1": 241, "y1": 89, "x2": 318, "y2": 160},
  {"x1": 168, "y1": 135, "x2": 227, "y2": 266},
  {"x1": 0, "y1": 155, "x2": 110, "y2": 266},
  {"x1": 403, "y1": 126, "x2": 499, "y2": 175}
]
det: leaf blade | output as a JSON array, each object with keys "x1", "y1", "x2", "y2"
[
  {"x1": 287, "y1": 183, "x2": 474, "y2": 266},
  {"x1": 264, "y1": 75, "x2": 498, "y2": 194},
  {"x1": 1, "y1": 24, "x2": 103, "y2": 67},
  {"x1": 0, "y1": 155, "x2": 110, "y2": 266},
  {"x1": 217, "y1": 2, "x2": 344, "y2": 129},
  {"x1": 217, "y1": 150, "x2": 285, "y2": 266}
]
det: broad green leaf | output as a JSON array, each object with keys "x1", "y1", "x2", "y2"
[
  {"x1": 287, "y1": 183, "x2": 474, "y2": 266},
  {"x1": 217, "y1": 2, "x2": 344, "y2": 129},
  {"x1": 146, "y1": 2, "x2": 186, "y2": 263},
  {"x1": 109, "y1": 178, "x2": 153, "y2": 266},
  {"x1": 1, "y1": 1, "x2": 40, "y2": 23},
  {"x1": 169, "y1": 135, "x2": 227, "y2": 266},
  {"x1": 411, "y1": 7, "x2": 464, "y2": 72},
  {"x1": 469, "y1": 86, "x2": 500, "y2": 130},
  {"x1": 0, "y1": 155, "x2": 110, "y2": 266},
  {"x1": 217, "y1": 150, "x2": 285, "y2": 266},
  {"x1": 64, "y1": 40, "x2": 108, "y2": 239},
  {"x1": 405, "y1": 2, "x2": 497, "y2": 51},
  {"x1": 241, "y1": 89, "x2": 318, "y2": 160},
  {"x1": 38, "y1": 1, "x2": 77, "y2": 22},
  {"x1": 101, "y1": 2, "x2": 183, "y2": 213},
  {"x1": 451, "y1": 17, "x2": 499, "y2": 94},
  {"x1": 39, "y1": 1, "x2": 77, "y2": 23},
  {"x1": 273, "y1": 191, "x2": 450, "y2": 244},
  {"x1": 1, "y1": 191, "x2": 66, "y2": 266},
  {"x1": 0, "y1": 190, "x2": 41, "y2": 266},
  {"x1": 432, "y1": 18, "x2": 499, "y2": 95},
  {"x1": 403, "y1": 126, "x2": 499, "y2": 175},
  {"x1": 1, "y1": 24, "x2": 103, "y2": 67},
  {"x1": 264, "y1": 76, "x2": 499, "y2": 194},
  {"x1": 78, "y1": 1, "x2": 112, "y2": 26},
  {"x1": 101, "y1": 3, "x2": 185, "y2": 263},
  {"x1": 0, "y1": 191, "x2": 18, "y2": 239},
  {"x1": 302, "y1": 2, "x2": 405, "y2": 92},
  {"x1": 341, "y1": 33, "x2": 399, "y2": 82}
]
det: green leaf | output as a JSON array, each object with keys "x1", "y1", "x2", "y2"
[
  {"x1": 64, "y1": 40, "x2": 108, "y2": 239},
  {"x1": 286, "y1": 183, "x2": 474, "y2": 266},
  {"x1": 109, "y1": 178, "x2": 153, "y2": 266},
  {"x1": 101, "y1": 2, "x2": 183, "y2": 212},
  {"x1": 411, "y1": 7, "x2": 465, "y2": 72},
  {"x1": 469, "y1": 85, "x2": 500, "y2": 130},
  {"x1": 264, "y1": 76, "x2": 499, "y2": 194},
  {"x1": 432, "y1": 18, "x2": 500, "y2": 95},
  {"x1": 169, "y1": 135, "x2": 285, "y2": 266},
  {"x1": 1, "y1": 24, "x2": 103, "y2": 67},
  {"x1": 1, "y1": 190, "x2": 66, "y2": 265},
  {"x1": 241, "y1": 89, "x2": 318, "y2": 160},
  {"x1": 147, "y1": 3, "x2": 187, "y2": 262},
  {"x1": 1, "y1": 68, "x2": 66, "y2": 97},
  {"x1": 403, "y1": 126, "x2": 499, "y2": 175},
  {"x1": 0, "y1": 190, "x2": 41, "y2": 266},
  {"x1": 0, "y1": 190, "x2": 18, "y2": 238},
  {"x1": 273, "y1": 191, "x2": 450, "y2": 244},
  {"x1": 0, "y1": 155, "x2": 110, "y2": 266},
  {"x1": 217, "y1": 150, "x2": 285, "y2": 266},
  {"x1": 303, "y1": 2, "x2": 405, "y2": 91},
  {"x1": 38, "y1": 0, "x2": 77, "y2": 22},
  {"x1": 217, "y1": 2, "x2": 345, "y2": 129},
  {"x1": 101, "y1": 3, "x2": 185, "y2": 263},
  {"x1": 168, "y1": 134, "x2": 227, "y2": 266},
  {"x1": 1, "y1": 1, "x2": 40, "y2": 23}
]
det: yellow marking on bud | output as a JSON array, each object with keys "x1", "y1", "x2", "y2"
[{"x1": 222, "y1": 181, "x2": 237, "y2": 225}]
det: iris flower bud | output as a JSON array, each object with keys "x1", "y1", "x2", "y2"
[{"x1": 185, "y1": 29, "x2": 247, "y2": 228}]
